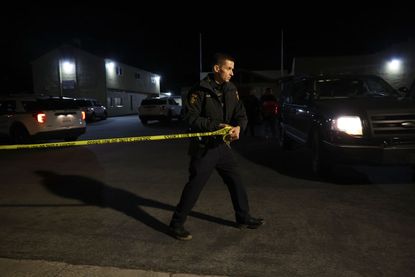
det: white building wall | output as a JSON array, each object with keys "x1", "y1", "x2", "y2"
[
  {"x1": 32, "y1": 46, "x2": 107, "y2": 103},
  {"x1": 32, "y1": 45, "x2": 161, "y2": 117},
  {"x1": 105, "y1": 59, "x2": 160, "y2": 95},
  {"x1": 32, "y1": 49, "x2": 62, "y2": 96},
  {"x1": 106, "y1": 90, "x2": 148, "y2": 116},
  {"x1": 104, "y1": 59, "x2": 160, "y2": 116}
]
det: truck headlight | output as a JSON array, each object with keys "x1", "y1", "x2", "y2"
[{"x1": 331, "y1": 116, "x2": 362, "y2": 136}]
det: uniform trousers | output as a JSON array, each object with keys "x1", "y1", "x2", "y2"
[{"x1": 170, "y1": 143, "x2": 250, "y2": 227}]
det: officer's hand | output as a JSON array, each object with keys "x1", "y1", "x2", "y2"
[
  {"x1": 220, "y1": 124, "x2": 240, "y2": 141},
  {"x1": 229, "y1": 126, "x2": 240, "y2": 141}
]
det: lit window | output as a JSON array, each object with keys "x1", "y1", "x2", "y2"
[{"x1": 111, "y1": 97, "x2": 123, "y2": 107}]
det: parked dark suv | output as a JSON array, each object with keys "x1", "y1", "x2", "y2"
[
  {"x1": 74, "y1": 98, "x2": 107, "y2": 121},
  {"x1": 278, "y1": 74, "x2": 415, "y2": 176}
]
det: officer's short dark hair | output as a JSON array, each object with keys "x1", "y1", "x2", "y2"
[{"x1": 212, "y1": 53, "x2": 235, "y2": 68}]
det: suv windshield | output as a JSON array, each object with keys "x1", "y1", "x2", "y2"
[
  {"x1": 75, "y1": 100, "x2": 91, "y2": 107},
  {"x1": 141, "y1": 99, "x2": 169, "y2": 105},
  {"x1": 315, "y1": 76, "x2": 400, "y2": 99},
  {"x1": 75, "y1": 99, "x2": 102, "y2": 107}
]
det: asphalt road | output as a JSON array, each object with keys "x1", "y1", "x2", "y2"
[{"x1": 0, "y1": 116, "x2": 414, "y2": 276}]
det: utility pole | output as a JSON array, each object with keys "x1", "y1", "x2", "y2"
[
  {"x1": 199, "y1": 33, "x2": 203, "y2": 79},
  {"x1": 58, "y1": 60, "x2": 63, "y2": 98},
  {"x1": 281, "y1": 29, "x2": 284, "y2": 77}
]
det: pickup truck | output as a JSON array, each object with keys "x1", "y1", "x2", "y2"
[{"x1": 278, "y1": 74, "x2": 415, "y2": 177}]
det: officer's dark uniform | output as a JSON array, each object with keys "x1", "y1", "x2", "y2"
[{"x1": 170, "y1": 73, "x2": 250, "y2": 227}]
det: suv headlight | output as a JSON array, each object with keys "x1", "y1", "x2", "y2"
[{"x1": 331, "y1": 116, "x2": 362, "y2": 136}]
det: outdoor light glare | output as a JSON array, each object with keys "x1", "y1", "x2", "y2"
[
  {"x1": 386, "y1": 59, "x2": 401, "y2": 73},
  {"x1": 105, "y1": 61, "x2": 115, "y2": 70},
  {"x1": 151, "y1": 75, "x2": 161, "y2": 84},
  {"x1": 62, "y1": 61, "x2": 75, "y2": 74}
]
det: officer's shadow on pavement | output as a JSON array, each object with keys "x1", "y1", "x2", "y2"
[{"x1": 35, "y1": 171, "x2": 236, "y2": 238}]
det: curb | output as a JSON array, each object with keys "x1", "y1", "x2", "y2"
[{"x1": 0, "y1": 258, "x2": 228, "y2": 277}]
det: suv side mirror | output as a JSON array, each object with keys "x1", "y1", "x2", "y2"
[
  {"x1": 305, "y1": 91, "x2": 316, "y2": 101},
  {"x1": 398, "y1": 87, "x2": 409, "y2": 97}
]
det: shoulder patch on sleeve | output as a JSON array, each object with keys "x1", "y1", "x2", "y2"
[
  {"x1": 235, "y1": 90, "x2": 240, "y2": 101},
  {"x1": 190, "y1": 93, "x2": 198, "y2": 105}
]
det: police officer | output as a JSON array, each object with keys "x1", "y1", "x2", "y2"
[{"x1": 169, "y1": 53, "x2": 264, "y2": 241}]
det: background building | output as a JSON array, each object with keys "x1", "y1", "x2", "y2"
[
  {"x1": 198, "y1": 69, "x2": 288, "y2": 99},
  {"x1": 293, "y1": 41, "x2": 415, "y2": 90},
  {"x1": 32, "y1": 45, "x2": 160, "y2": 116}
]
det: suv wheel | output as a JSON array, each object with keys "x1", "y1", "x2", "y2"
[
  {"x1": 64, "y1": 136, "x2": 79, "y2": 142},
  {"x1": 163, "y1": 111, "x2": 172, "y2": 123},
  {"x1": 11, "y1": 125, "x2": 31, "y2": 144},
  {"x1": 278, "y1": 124, "x2": 292, "y2": 150},
  {"x1": 311, "y1": 131, "x2": 332, "y2": 177},
  {"x1": 90, "y1": 113, "x2": 97, "y2": 121},
  {"x1": 139, "y1": 117, "x2": 148, "y2": 125}
]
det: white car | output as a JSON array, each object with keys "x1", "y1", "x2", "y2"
[
  {"x1": 138, "y1": 97, "x2": 182, "y2": 124},
  {"x1": 0, "y1": 95, "x2": 86, "y2": 143},
  {"x1": 74, "y1": 98, "x2": 107, "y2": 121}
]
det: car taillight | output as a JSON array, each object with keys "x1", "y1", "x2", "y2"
[
  {"x1": 81, "y1": 111, "x2": 86, "y2": 120},
  {"x1": 34, "y1": 113, "x2": 46, "y2": 123}
]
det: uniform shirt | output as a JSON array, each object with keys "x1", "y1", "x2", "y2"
[
  {"x1": 210, "y1": 80, "x2": 225, "y2": 121},
  {"x1": 185, "y1": 74, "x2": 247, "y2": 132},
  {"x1": 185, "y1": 74, "x2": 248, "y2": 154}
]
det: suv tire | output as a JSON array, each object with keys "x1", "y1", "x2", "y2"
[
  {"x1": 11, "y1": 125, "x2": 31, "y2": 144},
  {"x1": 311, "y1": 130, "x2": 332, "y2": 177},
  {"x1": 139, "y1": 117, "x2": 148, "y2": 125},
  {"x1": 64, "y1": 136, "x2": 79, "y2": 142},
  {"x1": 163, "y1": 111, "x2": 172, "y2": 123},
  {"x1": 90, "y1": 113, "x2": 97, "y2": 121},
  {"x1": 278, "y1": 124, "x2": 293, "y2": 150}
]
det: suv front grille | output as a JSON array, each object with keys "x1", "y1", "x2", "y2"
[{"x1": 369, "y1": 112, "x2": 415, "y2": 136}]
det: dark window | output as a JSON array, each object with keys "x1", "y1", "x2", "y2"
[
  {"x1": 141, "y1": 99, "x2": 167, "y2": 105},
  {"x1": 75, "y1": 100, "x2": 90, "y2": 107},
  {"x1": 116, "y1": 67, "x2": 123, "y2": 76},
  {"x1": 113, "y1": 97, "x2": 123, "y2": 106},
  {"x1": 315, "y1": 79, "x2": 364, "y2": 98},
  {"x1": 365, "y1": 77, "x2": 397, "y2": 97},
  {"x1": 0, "y1": 100, "x2": 16, "y2": 114},
  {"x1": 291, "y1": 80, "x2": 310, "y2": 104},
  {"x1": 168, "y1": 99, "x2": 178, "y2": 105},
  {"x1": 314, "y1": 77, "x2": 398, "y2": 98},
  {"x1": 24, "y1": 99, "x2": 78, "y2": 111}
]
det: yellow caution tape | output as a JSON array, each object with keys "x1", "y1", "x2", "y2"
[{"x1": 0, "y1": 126, "x2": 233, "y2": 150}]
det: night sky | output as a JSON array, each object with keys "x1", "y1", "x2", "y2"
[{"x1": 2, "y1": 6, "x2": 414, "y2": 95}]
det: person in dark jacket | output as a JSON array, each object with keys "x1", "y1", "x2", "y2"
[
  {"x1": 242, "y1": 89, "x2": 261, "y2": 137},
  {"x1": 260, "y1": 87, "x2": 278, "y2": 138},
  {"x1": 169, "y1": 53, "x2": 264, "y2": 241}
]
